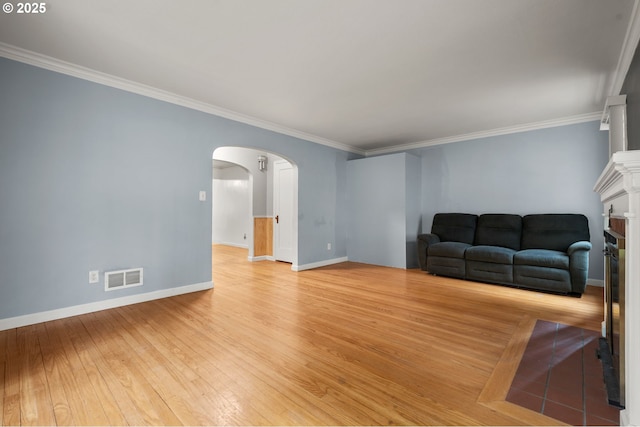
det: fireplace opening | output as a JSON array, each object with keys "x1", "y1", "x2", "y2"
[{"x1": 598, "y1": 226, "x2": 625, "y2": 408}]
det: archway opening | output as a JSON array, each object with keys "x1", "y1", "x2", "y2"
[{"x1": 211, "y1": 147, "x2": 298, "y2": 267}]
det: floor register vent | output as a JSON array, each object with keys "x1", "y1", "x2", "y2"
[{"x1": 105, "y1": 268, "x2": 143, "y2": 291}]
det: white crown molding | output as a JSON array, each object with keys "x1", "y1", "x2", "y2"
[
  {"x1": 0, "y1": 42, "x2": 364, "y2": 156},
  {"x1": 1, "y1": 38, "x2": 629, "y2": 159},
  {"x1": 364, "y1": 112, "x2": 602, "y2": 156},
  {"x1": 609, "y1": 0, "x2": 640, "y2": 97}
]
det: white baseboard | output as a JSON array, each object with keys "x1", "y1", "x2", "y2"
[
  {"x1": 293, "y1": 256, "x2": 349, "y2": 271},
  {"x1": 0, "y1": 281, "x2": 214, "y2": 331},
  {"x1": 248, "y1": 255, "x2": 276, "y2": 262},
  {"x1": 213, "y1": 241, "x2": 248, "y2": 249},
  {"x1": 587, "y1": 278, "x2": 605, "y2": 287},
  {"x1": 620, "y1": 408, "x2": 629, "y2": 426}
]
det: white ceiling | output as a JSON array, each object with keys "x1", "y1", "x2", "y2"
[{"x1": 0, "y1": 0, "x2": 637, "y2": 154}]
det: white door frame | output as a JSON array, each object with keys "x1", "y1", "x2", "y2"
[
  {"x1": 273, "y1": 159, "x2": 297, "y2": 265},
  {"x1": 210, "y1": 147, "x2": 298, "y2": 269}
]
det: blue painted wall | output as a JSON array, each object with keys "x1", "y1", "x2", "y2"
[
  {"x1": 347, "y1": 153, "x2": 408, "y2": 268},
  {"x1": 0, "y1": 55, "x2": 611, "y2": 321},
  {"x1": 0, "y1": 58, "x2": 356, "y2": 319},
  {"x1": 416, "y1": 121, "x2": 609, "y2": 280},
  {"x1": 346, "y1": 152, "x2": 421, "y2": 269}
]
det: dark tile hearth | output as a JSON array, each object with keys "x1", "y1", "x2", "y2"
[{"x1": 506, "y1": 320, "x2": 620, "y2": 426}]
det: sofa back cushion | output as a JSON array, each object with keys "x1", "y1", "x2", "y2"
[
  {"x1": 474, "y1": 214, "x2": 522, "y2": 250},
  {"x1": 521, "y1": 214, "x2": 590, "y2": 251},
  {"x1": 431, "y1": 213, "x2": 478, "y2": 244}
]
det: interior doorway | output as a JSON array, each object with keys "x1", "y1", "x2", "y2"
[
  {"x1": 212, "y1": 147, "x2": 298, "y2": 268},
  {"x1": 273, "y1": 160, "x2": 294, "y2": 263}
]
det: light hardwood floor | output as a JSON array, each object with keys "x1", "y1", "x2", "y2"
[{"x1": 0, "y1": 245, "x2": 604, "y2": 425}]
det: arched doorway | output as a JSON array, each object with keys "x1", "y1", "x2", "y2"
[
  {"x1": 212, "y1": 147, "x2": 298, "y2": 267},
  {"x1": 211, "y1": 159, "x2": 252, "y2": 252}
]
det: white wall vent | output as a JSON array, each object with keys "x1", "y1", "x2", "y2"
[{"x1": 105, "y1": 268, "x2": 143, "y2": 292}]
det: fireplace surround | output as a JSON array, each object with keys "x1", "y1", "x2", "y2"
[
  {"x1": 594, "y1": 149, "x2": 640, "y2": 426},
  {"x1": 601, "y1": 226, "x2": 625, "y2": 408}
]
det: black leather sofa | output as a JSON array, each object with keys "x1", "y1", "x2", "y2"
[{"x1": 417, "y1": 213, "x2": 592, "y2": 295}]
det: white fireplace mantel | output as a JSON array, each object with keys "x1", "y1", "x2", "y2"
[
  {"x1": 595, "y1": 151, "x2": 640, "y2": 199},
  {"x1": 594, "y1": 150, "x2": 640, "y2": 426}
]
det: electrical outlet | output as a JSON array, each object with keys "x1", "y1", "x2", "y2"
[
  {"x1": 89, "y1": 270, "x2": 99, "y2": 284},
  {"x1": 327, "y1": 243, "x2": 332, "y2": 250}
]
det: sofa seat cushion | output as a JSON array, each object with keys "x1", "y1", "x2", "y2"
[
  {"x1": 514, "y1": 249, "x2": 569, "y2": 270},
  {"x1": 465, "y1": 245, "x2": 516, "y2": 264},
  {"x1": 428, "y1": 241, "x2": 471, "y2": 258}
]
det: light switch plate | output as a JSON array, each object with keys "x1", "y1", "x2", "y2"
[{"x1": 199, "y1": 190, "x2": 206, "y2": 201}]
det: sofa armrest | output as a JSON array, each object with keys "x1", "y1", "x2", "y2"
[
  {"x1": 418, "y1": 233, "x2": 440, "y2": 246},
  {"x1": 417, "y1": 234, "x2": 440, "y2": 271},
  {"x1": 567, "y1": 241, "x2": 592, "y2": 256},
  {"x1": 567, "y1": 241, "x2": 592, "y2": 294}
]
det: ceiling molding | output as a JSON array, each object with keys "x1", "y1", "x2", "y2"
[
  {"x1": 0, "y1": 42, "x2": 365, "y2": 156},
  {"x1": 364, "y1": 112, "x2": 602, "y2": 157},
  {"x1": 609, "y1": 0, "x2": 640, "y2": 97},
  {"x1": 0, "y1": 32, "x2": 625, "y2": 158}
]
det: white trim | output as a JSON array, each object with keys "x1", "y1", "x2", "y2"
[
  {"x1": 0, "y1": 281, "x2": 213, "y2": 331},
  {"x1": 291, "y1": 166, "x2": 299, "y2": 268},
  {"x1": 586, "y1": 278, "x2": 605, "y2": 287},
  {"x1": 273, "y1": 160, "x2": 296, "y2": 264},
  {"x1": 1, "y1": 42, "x2": 626, "y2": 158},
  {"x1": 213, "y1": 241, "x2": 249, "y2": 249},
  {"x1": 0, "y1": 42, "x2": 363, "y2": 156},
  {"x1": 0, "y1": 43, "x2": 613, "y2": 159},
  {"x1": 600, "y1": 95, "x2": 628, "y2": 131},
  {"x1": 292, "y1": 256, "x2": 348, "y2": 272},
  {"x1": 364, "y1": 112, "x2": 602, "y2": 156},
  {"x1": 594, "y1": 150, "x2": 640, "y2": 425},
  {"x1": 248, "y1": 255, "x2": 276, "y2": 262},
  {"x1": 609, "y1": 0, "x2": 640, "y2": 97},
  {"x1": 622, "y1": 410, "x2": 630, "y2": 427}
]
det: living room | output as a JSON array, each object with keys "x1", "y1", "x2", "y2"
[{"x1": 1, "y1": 1, "x2": 640, "y2": 425}]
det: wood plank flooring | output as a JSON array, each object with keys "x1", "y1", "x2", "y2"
[{"x1": 0, "y1": 244, "x2": 604, "y2": 425}]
